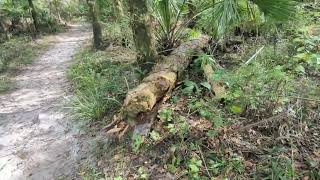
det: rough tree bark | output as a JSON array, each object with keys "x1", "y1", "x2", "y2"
[
  {"x1": 27, "y1": 0, "x2": 39, "y2": 34},
  {"x1": 123, "y1": 36, "x2": 209, "y2": 123},
  {"x1": 87, "y1": 0, "x2": 103, "y2": 50},
  {"x1": 128, "y1": 0, "x2": 157, "y2": 73}
]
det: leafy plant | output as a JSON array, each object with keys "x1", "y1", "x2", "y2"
[
  {"x1": 137, "y1": 166, "x2": 149, "y2": 179},
  {"x1": 199, "y1": 0, "x2": 296, "y2": 38},
  {"x1": 159, "y1": 107, "x2": 174, "y2": 122},
  {"x1": 131, "y1": 133, "x2": 145, "y2": 152},
  {"x1": 188, "y1": 157, "x2": 202, "y2": 179},
  {"x1": 182, "y1": 80, "x2": 200, "y2": 94},
  {"x1": 153, "y1": 0, "x2": 189, "y2": 53}
]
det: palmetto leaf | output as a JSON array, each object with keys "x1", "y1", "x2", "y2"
[
  {"x1": 251, "y1": 0, "x2": 296, "y2": 21},
  {"x1": 153, "y1": 0, "x2": 188, "y2": 52},
  {"x1": 199, "y1": 0, "x2": 296, "y2": 38},
  {"x1": 211, "y1": 0, "x2": 243, "y2": 37}
]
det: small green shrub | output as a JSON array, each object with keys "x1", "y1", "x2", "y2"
[{"x1": 212, "y1": 46, "x2": 295, "y2": 116}]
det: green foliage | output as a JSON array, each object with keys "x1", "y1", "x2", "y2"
[
  {"x1": 131, "y1": 133, "x2": 145, "y2": 152},
  {"x1": 80, "y1": 168, "x2": 104, "y2": 180},
  {"x1": 152, "y1": 0, "x2": 189, "y2": 52},
  {"x1": 159, "y1": 107, "x2": 174, "y2": 122},
  {"x1": 198, "y1": 0, "x2": 296, "y2": 38},
  {"x1": 253, "y1": 0, "x2": 296, "y2": 21},
  {"x1": 290, "y1": 26, "x2": 320, "y2": 72},
  {"x1": 65, "y1": 1, "x2": 319, "y2": 179},
  {"x1": 102, "y1": 18, "x2": 133, "y2": 46},
  {"x1": 159, "y1": 108, "x2": 189, "y2": 137},
  {"x1": 137, "y1": 167, "x2": 149, "y2": 179},
  {"x1": 96, "y1": 0, "x2": 113, "y2": 19},
  {"x1": 212, "y1": 49, "x2": 295, "y2": 115},
  {"x1": 182, "y1": 80, "x2": 200, "y2": 94},
  {"x1": 188, "y1": 157, "x2": 202, "y2": 179},
  {"x1": 253, "y1": 148, "x2": 296, "y2": 180},
  {"x1": 0, "y1": 0, "x2": 82, "y2": 36},
  {"x1": 0, "y1": 37, "x2": 34, "y2": 72},
  {"x1": 0, "y1": 35, "x2": 48, "y2": 93},
  {"x1": 68, "y1": 49, "x2": 136, "y2": 122},
  {"x1": 208, "y1": 153, "x2": 245, "y2": 177}
]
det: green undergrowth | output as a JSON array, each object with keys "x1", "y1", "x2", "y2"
[
  {"x1": 75, "y1": 2, "x2": 320, "y2": 180},
  {"x1": 67, "y1": 47, "x2": 138, "y2": 124},
  {"x1": 0, "y1": 36, "x2": 49, "y2": 93},
  {"x1": 91, "y1": 3, "x2": 320, "y2": 180},
  {"x1": 99, "y1": 43, "x2": 319, "y2": 178}
]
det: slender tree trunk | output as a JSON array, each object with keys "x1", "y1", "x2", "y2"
[
  {"x1": 27, "y1": 0, "x2": 39, "y2": 34},
  {"x1": 128, "y1": 0, "x2": 157, "y2": 73},
  {"x1": 113, "y1": 0, "x2": 124, "y2": 18},
  {"x1": 87, "y1": 0, "x2": 103, "y2": 50}
]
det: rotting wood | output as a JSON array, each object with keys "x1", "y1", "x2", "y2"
[{"x1": 123, "y1": 36, "x2": 210, "y2": 124}]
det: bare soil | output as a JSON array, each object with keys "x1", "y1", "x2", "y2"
[{"x1": 0, "y1": 24, "x2": 90, "y2": 180}]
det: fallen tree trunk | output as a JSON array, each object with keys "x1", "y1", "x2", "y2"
[{"x1": 123, "y1": 36, "x2": 209, "y2": 123}]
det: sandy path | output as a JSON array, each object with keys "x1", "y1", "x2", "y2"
[{"x1": 0, "y1": 24, "x2": 90, "y2": 180}]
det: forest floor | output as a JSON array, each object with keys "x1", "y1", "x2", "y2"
[{"x1": 0, "y1": 24, "x2": 90, "y2": 180}]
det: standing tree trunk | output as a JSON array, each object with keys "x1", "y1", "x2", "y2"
[
  {"x1": 87, "y1": 0, "x2": 103, "y2": 50},
  {"x1": 113, "y1": 0, "x2": 124, "y2": 18},
  {"x1": 27, "y1": 0, "x2": 39, "y2": 34},
  {"x1": 128, "y1": 0, "x2": 157, "y2": 73}
]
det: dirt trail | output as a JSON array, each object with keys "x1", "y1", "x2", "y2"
[{"x1": 0, "y1": 24, "x2": 90, "y2": 180}]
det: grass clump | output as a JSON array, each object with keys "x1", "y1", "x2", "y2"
[{"x1": 68, "y1": 48, "x2": 137, "y2": 122}]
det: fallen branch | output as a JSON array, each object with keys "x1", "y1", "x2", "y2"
[
  {"x1": 245, "y1": 46, "x2": 265, "y2": 65},
  {"x1": 235, "y1": 113, "x2": 286, "y2": 133}
]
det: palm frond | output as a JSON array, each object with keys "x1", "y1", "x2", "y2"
[
  {"x1": 204, "y1": 0, "x2": 243, "y2": 38},
  {"x1": 251, "y1": 0, "x2": 296, "y2": 21}
]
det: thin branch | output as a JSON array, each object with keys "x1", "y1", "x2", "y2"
[
  {"x1": 198, "y1": 145, "x2": 212, "y2": 178},
  {"x1": 235, "y1": 113, "x2": 286, "y2": 133},
  {"x1": 245, "y1": 46, "x2": 265, "y2": 65}
]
